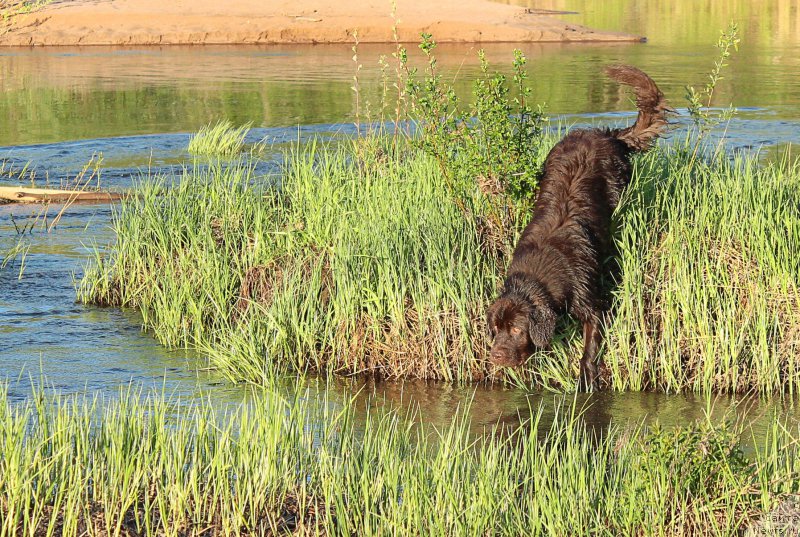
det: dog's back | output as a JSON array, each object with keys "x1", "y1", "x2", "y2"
[
  {"x1": 507, "y1": 65, "x2": 670, "y2": 315},
  {"x1": 507, "y1": 130, "x2": 632, "y2": 318}
]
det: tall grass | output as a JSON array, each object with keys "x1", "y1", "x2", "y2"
[
  {"x1": 1, "y1": 382, "x2": 798, "y2": 536},
  {"x1": 607, "y1": 148, "x2": 800, "y2": 394},
  {"x1": 0, "y1": 237, "x2": 31, "y2": 279},
  {"x1": 78, "y1": 132, "x2": 800, "y2": 393}
]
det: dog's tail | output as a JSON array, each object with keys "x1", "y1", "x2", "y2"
[{"x1": 605, "y1": 65, "x2": 672, "y2": 152}]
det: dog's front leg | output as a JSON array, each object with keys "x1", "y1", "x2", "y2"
[{"x1": 578, "y1": 318, "x2": 602, "y2": 391}]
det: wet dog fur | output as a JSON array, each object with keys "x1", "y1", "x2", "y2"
[{"x1": 486, "y1": 65, "x2": 671, "y2": 390}]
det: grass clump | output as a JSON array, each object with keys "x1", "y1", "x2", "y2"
[
  {"x1": 187, "y1": 120, "x2": 252, "y2": 158},
  {"x1": 605, "y1": 149, "x2": 800, "y2": 393},
  {"x1": 80, "y1": 140, "x2": 502, "y2": 383},
  {"x1": 1, "y1": 383, "x2": 798, "y2": 536}
]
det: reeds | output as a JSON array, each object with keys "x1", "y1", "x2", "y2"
[
  {"x1": 79, "y1": 138, "x2": 502, "y2": 383},
  {"x1": 606, "y1": 148, "x2": 800, "y2": 394},
  {"x1": 1, "y1": 382, "x2": 798, "y2": 536}
]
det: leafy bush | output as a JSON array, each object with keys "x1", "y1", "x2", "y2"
[{"x1": 403, "y1": 35, "x2": 547, "y2": 205}]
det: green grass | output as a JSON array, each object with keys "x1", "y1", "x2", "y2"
[
  {"x1": 1, "y1": 382, "x2": 798, "y2": 536},
  {"x1": 78, "y1": 133, "x2": 800, "y2": 393},
  {"x1": 187, "y1": 120, "x2": 253, "y2": 158},
  {"x1": 606, "y1": 147, "x2": 800, "y2": 394},
  {"x1": 80, "y1": 137, "x2": 504, "y2": 384},
  {"x1": 0, "y1": 238, "x2": 31, "y2": 279}
]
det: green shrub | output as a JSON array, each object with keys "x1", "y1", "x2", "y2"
[{"x1": 404, "y1": 35, "x2": 547, "y2": 205}]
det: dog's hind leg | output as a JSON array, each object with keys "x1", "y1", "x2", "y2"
[{"x1": 578, "y1": 317, "x2": 602, "y2": 391}]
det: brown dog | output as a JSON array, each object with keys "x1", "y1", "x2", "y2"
[{"x1": 486, "y1": 65, "x2": 670, "y2": 390}]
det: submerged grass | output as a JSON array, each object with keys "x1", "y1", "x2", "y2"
[
  {"x1": 0, "y1": 237, "x2": 31, "y2": 279},
  {"x1": 78, "y1": 131, "x2": 800, "y2": 394},
  {"x1": 1, "y1": 383, "x2": 799, "y2": 536}
]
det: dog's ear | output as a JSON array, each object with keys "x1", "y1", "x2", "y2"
[{"x1": 528, "y1": 305, "x2": 556, "y2": 348}]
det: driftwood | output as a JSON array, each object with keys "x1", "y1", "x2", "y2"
[{"x1": 0, "y1": 186, "x2": 125, "y2": 204}]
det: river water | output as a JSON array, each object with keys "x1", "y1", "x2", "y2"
[{"x1": 1, "y1": 0, "x2": 799, "y2": 433}]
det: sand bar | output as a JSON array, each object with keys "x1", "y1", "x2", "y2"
[{"x1": 0, "y1": 0, "x2": 643, "y2": 46}]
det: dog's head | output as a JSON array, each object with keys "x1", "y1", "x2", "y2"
[{"x1": 486, "y1": 294, "x2": 556, "y2": 367}]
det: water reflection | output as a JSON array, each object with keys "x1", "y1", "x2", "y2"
[
  {"x1": 1, "y1": 33, "x2": 799, "y2": 146},
  {"x1": 0, "y1": 202, "x2": 233, "y2": 403},
  {"x1": 496, "y1": 0, "x2": 800, "y2": 47},
  {"x1": 341, "y1": 377, "x2": 800, "y2": 441}
]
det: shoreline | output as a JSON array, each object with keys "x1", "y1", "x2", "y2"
[{"x1": 0, "y1": 0, "x2": 643, "y2": 47}]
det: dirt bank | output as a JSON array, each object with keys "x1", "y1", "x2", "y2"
[{"x1": 0, "y1": 0, "x2": 643, "y2": 46}]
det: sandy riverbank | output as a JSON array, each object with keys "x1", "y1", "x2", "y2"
[{"x1": 0, "y1": 0, "x2": 642, "y2": 46}]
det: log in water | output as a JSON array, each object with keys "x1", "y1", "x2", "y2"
[{"x1": 0, "y1": 186, "x2": 124, "y2": 204}]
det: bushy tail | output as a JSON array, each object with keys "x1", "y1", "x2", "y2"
[{"x1": 605, "y1": 65, "x2": 672, "y2": 152}]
